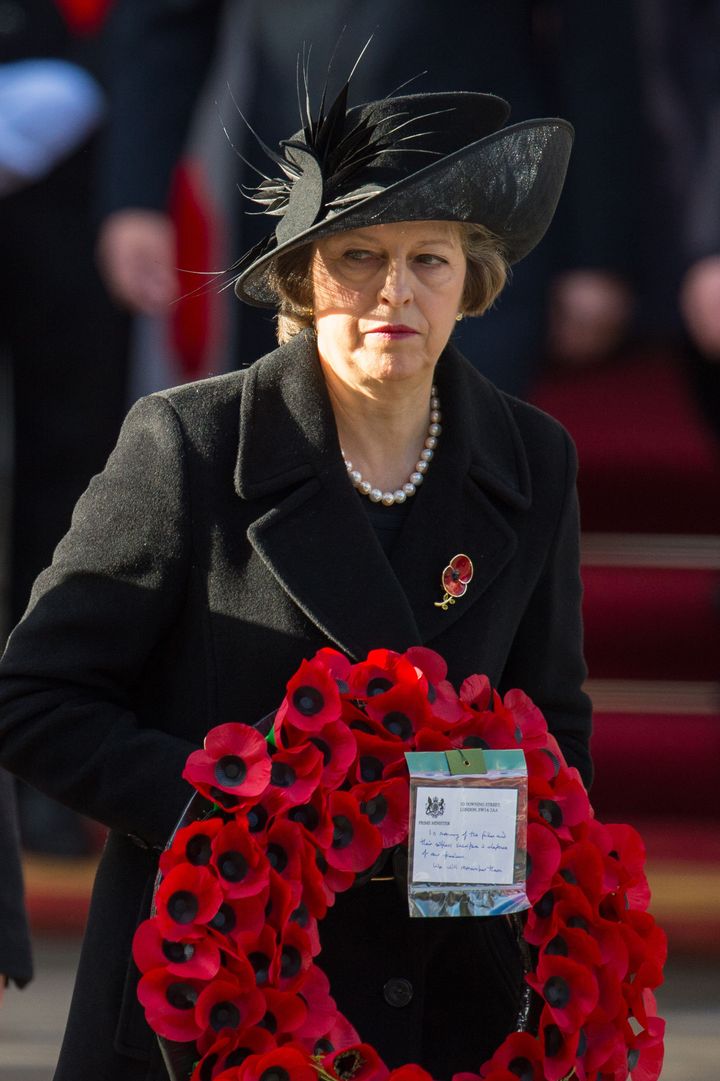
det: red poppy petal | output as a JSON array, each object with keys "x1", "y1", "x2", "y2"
[{"x1": 449, "y1": 554, "x2": 473, "y2": 582}]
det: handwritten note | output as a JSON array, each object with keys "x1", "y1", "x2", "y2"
[{"x1": 411, "y1": 785, "x2": 518, "y2": 885}]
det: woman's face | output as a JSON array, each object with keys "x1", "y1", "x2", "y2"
[{"x1": 311, "y1": 220, "x2": 467, "y2": 391}]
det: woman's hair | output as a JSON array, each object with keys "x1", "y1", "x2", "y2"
[{"x1": 268, "y1": 222, "x2": 509, "y2": 344}]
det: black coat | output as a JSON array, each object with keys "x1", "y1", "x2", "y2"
[
  {"x1": 0, "y1": 770, "x2": 33, "y2": 988},
  {"x1": 0, "y1": 332, "x2": 591, "y2": 1080}
]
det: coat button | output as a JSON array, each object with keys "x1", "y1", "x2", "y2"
[{"x1": 383, "y1": 977, "x2": 413, "y2": 1008}]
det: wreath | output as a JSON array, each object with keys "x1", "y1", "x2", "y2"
[{"x1": 133, "y1": 647, "x2": 666, "y2": 1081}]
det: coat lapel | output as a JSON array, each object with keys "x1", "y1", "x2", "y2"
[
  {"x1": 235, "y1": 332, "x2": 422, "y2": 659},
  {"x1": 234, "y1": 333, "x2": 531, "y2": 659},
  {"x1": 390, "y1": 342, "x2": 532, "y2": 643}
]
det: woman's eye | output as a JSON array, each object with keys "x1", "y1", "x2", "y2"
[
  {"x1": 343, "y1": 249, "x2": 375, "y2": 262},
  {"x1": 416, "y1": 253, "x2": 447, "y2": 266}
]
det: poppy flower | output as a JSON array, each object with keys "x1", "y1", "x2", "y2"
[
  {"x1": 238, "y1": 1046, "x2": 317, "y2": 1081},
  {"x1": 528, "y1": 770, "x2": 590, "y2": 842},
  {"x1": 387, "y1": 1069, "x2": 435, "y2": 1081},
  {"x1": 288, "y1": 900, "x2": 321, "y2": 956},
  {"x1": 589, "y1": 920, "x2": 629, "y2": 981},
  {"x1": 458, "y1": 672, "x2": 493, "y2": 713},
  {"x1": 257, "y1": 987, "x2": 308, "y2": 1039},
  {"x1": 155, "y1": 864, "x2": 224, "y2": 941},
  {"x1": 527, "y1": 953, "x2": 599, "y2": 1032},
  {"x1": 195, "y1": 978, "x2": 266, "y2": 1044},
  {"x1": 297, "y1": 840, "x2": 335, "y2": 919},
  {"x1": 538, "y1": 1008, "x2": 581, "y2": 1081},
  {"x1": 353, "y1": 778, "x2": 409, "y2": 847},
  {"x1": 616, "y1": 911, "x2": 667, "y2": 976},
  {"x1": 322, "y1": 1043, "x2": 389, "y2": 1081},
  {"x1": 190, "y1": 1028, "x2": 276, "y2": 1080},
  {"x1": 626, "y1": 1014, "x2": 665, "y2": 1081},
  {"x1": 604, "y1": 824, "x2": 650, "y2": 910},
  {"x1": 558, "y1": 841, "x2": 605, "y2": 905},
  {"x1": 264, "y1": 818, "x2": 307, "y2": 897},
  {"x1": 404, "y1": 646, "x2": 464, "y2": 726},
  {"x1": 365, "y1": 681, "x2": 430, "y2": 742},
  {"x1": 233, "y1": 924, "x2": 276, "y2": 988},
  {"x1": 314, "y1": 646, "x2": 353, "y2": 686},
  {"x1": 137, "y1": 968, "x2": 206, "y2": 1042},
  {"x1": 573, "y1": 1017, "x2": 628, "y2": 1081},
  {"x1": 352, "y1": 730, "x2": 407, "y2": 784},
  {"x1": 479, "y1": 1030, "x2": 544, "y2": 1081},
  {"x1": 439, "y1": 554, "x2": 473, "y2": 599},
  {"x1": 161, "y1": 818, "x2": 224, "y2": 877},
  {"x1": 541, "y1": 925, "x2": 602, "y2": 971},
  {"x1": 211, "y1": 821, "x2": 270, "y2": 899},
  {"x1": 326, "y1": 790, "x2": 383, "y2": 873},
  {"x1": 349, "y1": 649, "x2": 419, "y2": 701},
  {"x1": 278, "y1": 657, "x2": 343, "y2": 733},
  {"x1": 273, "y1": 921, "x2": 313, "y2": 991},
  {"x1": 279, "y1": 784, "x2": 334, "y2": 849},
  {"x1": 525, "y1": 823, "x2": 562, "y2": 904},
  {"x1": 293, "y1": 963, "x2": 338, "y2": 1039},
  {"x1": 133, "y1": 917, "x2": 221, "y2": 981},
  {"x1": 283, "y1": 719, "x2": 358, "y2": 793},
  {"x1": 524, "y1": 748, "x2": 564, "y2": 787},
  {"x1": 183, "y1": 725, "x2": 272, "y2": 809},
  {"x1": 263, "y1": 864, "x2": 301, "y2": 934},
  {"x1": 497, "y1": 690, "x2": 549, "y2": 750},
  {"x1": 264, "y1": 743, "x2": 324, "y2": 812},
  {"x1": 414, "y1": 727, "x2": 454, "y2": 752},
  {"x1": 207, "y1": 890, "x2": 268, "y2": 945}
]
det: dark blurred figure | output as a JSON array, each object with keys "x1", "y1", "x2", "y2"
[
  {"x1": 0, "y1": 0, "x2": 130, "y2": 853},
  {"x1": 0, "y1": 768, "x2": 33, "y2": 998},
  {"x1": 97, "y1": 0, "x2": 642, "y2": 396},
  {"x1": 637, "y1": 0, "x2": 720, "y2": 436}
]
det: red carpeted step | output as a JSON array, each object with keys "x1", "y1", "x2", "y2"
[
  {"x1": 532, "y1": 352, "x2": 720, "y2": 533},
  {"x1": 581, "y1": 564, "x2": 720, "y2": 680},
  {"x1": 589, "y1": 708, "x2": 720, "y2": 822}
]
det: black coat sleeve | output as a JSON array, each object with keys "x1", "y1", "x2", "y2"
[
  {"x1": 0, "y1": 395, "x2": 198, "y2": 848},
  {"x1": 0, "y1": 769, "x2": 33, "y2": 987},
  {"x1": 97, "y1": 0, "x2": 225, "y2": 216},
  {"x1": 498, "y1": 428, "x2": 593, "y2": 788}
]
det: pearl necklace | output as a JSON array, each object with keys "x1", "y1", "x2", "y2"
[{"x1": 342, "y1": 386, "x2": 442, "y2": 507}]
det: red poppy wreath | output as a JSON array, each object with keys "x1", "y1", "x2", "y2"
[{"x1": 133, "y1": 647, "x2": 666, "y2": 1081}]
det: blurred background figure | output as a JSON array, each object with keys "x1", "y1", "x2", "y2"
[
  {"x1": 0, "y1": 0, "x2": 130, "y2": 855},
  {"x1": 636, "y1": 0, "x2": 720, "y2": 437},
  {"x1": 96, "y1": 0, "x2": 641, "y2": 396},
  {"x1": 0, "y1": 768, "x2": 33, "y2": 1003}
]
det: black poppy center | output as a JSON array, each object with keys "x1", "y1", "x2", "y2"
[
  {"x1": 367, "y1": 677, "x2": 393, "y2": 696},
  {"x1": 382, "y1": 712, "x2": 412, "y2": 740},
  {"x1": 247, "y1": 804, "x2": 268, "y2": 833},
  {"x1": 334, "y1": 1049, "x2": 365, "y2": 1080},
  {"x1": 259, "y1": 1010, "x2": 278, "y2": 1034},
  {"x1": 267, "y1": 843, "x2": 288, "y2": 874},
  {"x1": 166, "y1": 982, "x2": 198, "y2": 1010},
  {"x1": 544, "y1": 1023, "x2": 564, "y2": 1057},
  {"x1": 314, "y1": 1038, "x2": 334, "y2": 1055},
  {"x1": 162, "y1": 940, "x2": 196, "y2": 964},
  {"x1": 290, "y1": 902, "x2": 309, "y2": 927},
  {"x1": 316, "y1": 849, "x2": 328, "y2": 874},
  {"x1": 628, "y1": 1049, "x2": 640, "y2": 1070},
  {"x1": 167, "y1": 890, "x2": 198, "y2": 925},
  {"x1": 260, "y1": 1070, "x2": 289, "y2": 1081},
  {"x1": 508, "y1": 1057, "x2": 534, "y2": 1081},
  {"x1": 545, "y1": 934, "x2": 568, "y2": 957},
  {"x1": 248, "y1": 950, "x2": 270, "y2": 985},
  {"x1": 560, "y1": 868, "x2": 578, "y2": 885},
  {"x1": 544, "y1": 975, "x2": 571, "y2": 1009},
  {"x1": 360, "y1": 755, "x2": 383, "y2": 782},
  {"x1": 270, "y1": 760, "x2": 296, "y2": 788},
  {"x1": 214, "y1": 755, "x2": 247, "y2": 787},
  {"x1": 288, "y1": 804, "x2": 319, "y2": 831},
  {"x1": 332, "y1": 814, "x2": 354, "y2": 849},
  {"x1": 361, "y1": 794, "x2": 388, "y2": 825},
  {"x1": 185, "y1": 833, "x2": 212, "y2": 865},
  {"x1": 218, "y1": 850, "x2": 248, "y2": 882},
  {"x1": 210, "y1": 1001, "x2": 241, "y2": 1031},
  {"x1": 280, "y1": 945, "x2": 302, "y2": 979},
  {"x1": 567, "y1": 915, "x2": 589, "y2": 930},
  {"x1": 535, "y1": 890, "x2": 555, "y2": 918},
  {"x1": 293, "y1": 685, "x2": 324, "y2": 716},
  {"x1": 310, "y1": 736, "x2": 331, "y2": 765},
  {"x1": 462, "y1": 735, "x2": 489, "y2": 749},
  {"x1": 209, "y1": 903, "x2": 236, "y2": 934},
  {"x1": 226, "y1": 1048, "x2": 252, "y2": 1067},
  {"x1": 538, "y1": 799, "x2": 563, "y2": 828}
]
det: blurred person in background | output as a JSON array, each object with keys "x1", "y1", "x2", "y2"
[
  {"x1": 637, "y1": 0, "x2": 720, "y2": 437},
  {"x1": 0, "y1": 0, "x2": 131, "y2": 854},
  {"x1": 0, "y1": 768, "x2": 33, "y2": 1003},
  {"x1": 97, "y1": 0, "x2": 642, "y2": 397}
]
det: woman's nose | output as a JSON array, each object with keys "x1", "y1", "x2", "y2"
[{"x1": 378, "y1": 259, "x2": 413, "y2": 306}]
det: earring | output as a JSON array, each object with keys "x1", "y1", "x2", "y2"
[{"x1": 455, "y1": 313, "x2": 463, "y2": 322}]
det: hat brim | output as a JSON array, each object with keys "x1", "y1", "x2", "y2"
[{"x1": 233, "y1": 117, "x2": 574, "y2": 307}]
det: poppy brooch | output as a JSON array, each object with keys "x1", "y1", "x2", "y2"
[{"x1": 434, "y1": 553, "x2": 474, "y2": 610}]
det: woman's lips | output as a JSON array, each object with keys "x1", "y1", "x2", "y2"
[{"x1": 366, "y1": 324, "x2": 419, "y2": 337}]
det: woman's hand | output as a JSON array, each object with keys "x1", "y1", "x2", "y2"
[{"x1": 547, "y1": 269, "x2": 634, "y2": 364}]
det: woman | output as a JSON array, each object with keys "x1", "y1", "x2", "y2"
[{"x1": 0, "y1": 80, "x2": 590, "y2": 1080}]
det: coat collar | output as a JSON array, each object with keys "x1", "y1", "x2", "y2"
[{"x1": 235, "y1": 330, "x2": 531, "y2": 659}]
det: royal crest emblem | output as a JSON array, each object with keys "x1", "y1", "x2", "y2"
[{"x1": 425, "y1": 795, "x2": 445, "y2": 819}]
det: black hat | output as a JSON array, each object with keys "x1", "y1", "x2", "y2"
[{"x1": 233, "y1": 80, "x2": 573, "y2": 307}]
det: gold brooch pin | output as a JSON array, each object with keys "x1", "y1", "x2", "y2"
[{"x1": 434, "y1": 553, "x2": 474, "y2": 610}]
